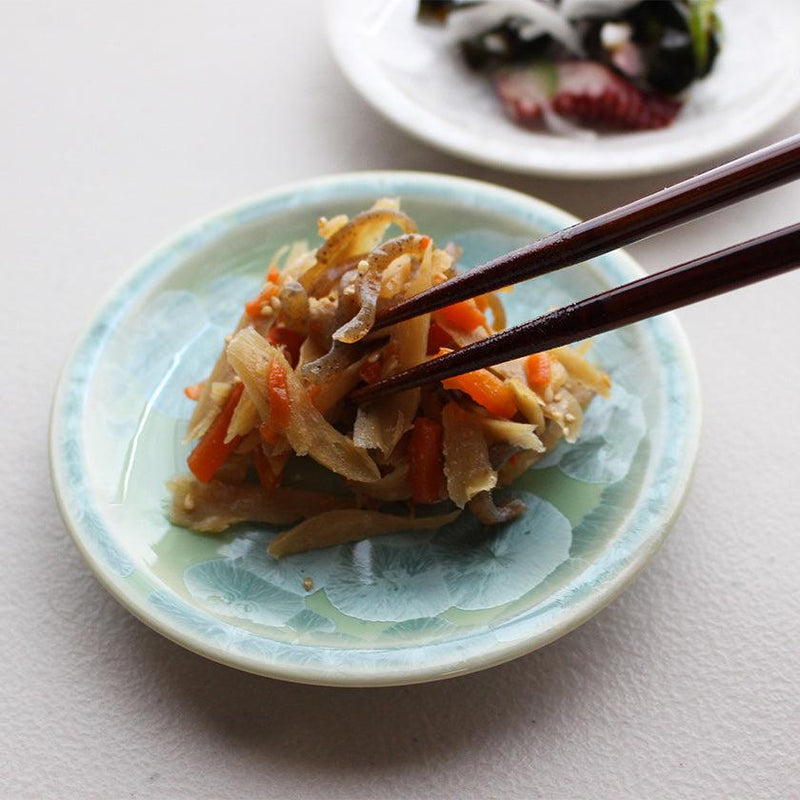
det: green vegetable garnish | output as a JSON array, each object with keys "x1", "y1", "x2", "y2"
[{"x1": 688, "y1": 0, "x2": 720, "y2": 75}]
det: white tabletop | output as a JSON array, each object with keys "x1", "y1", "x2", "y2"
[{"x1": 2, "y1": 2, "x2": 798, "y2": 798}]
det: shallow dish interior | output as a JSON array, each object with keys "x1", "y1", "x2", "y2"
[{"x1": 51, "y1": 172, "x2": 700, "y2": 685}]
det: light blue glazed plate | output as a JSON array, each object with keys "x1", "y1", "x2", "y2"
[{"x1": 50, "y1": 172, "x2": 701, "y2": 686}]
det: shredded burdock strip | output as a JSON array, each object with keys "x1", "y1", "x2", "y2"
[{"x1": 268, "y1": 509, "x2": 460, "y2": 558}]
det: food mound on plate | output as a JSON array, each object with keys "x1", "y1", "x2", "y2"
[
  {"x1": 418, "y1": 0, "x2": 721, "y2": 132},
  {"x1": 168, "y1": 200, "x2": 610, "y2": 557}
]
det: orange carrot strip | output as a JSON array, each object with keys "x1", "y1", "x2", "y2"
[
  {"x1": 435, "y1": 299, "x2": 486, "y2": 332},
  {"x1": 244, "y1": 284, "x2": 278, "y2": 318},
  {"x1": 409, "y1": 417, "x2": 444, "y2": 504},
  {"x1": 183, "y1": 381, "x2": 205, "y2": 401},
  {"x1": 266, "y1": 265, "x2": 280, "y2": 284},
  {"x1": 267, "y1": 326, "x2": 305, "y2": 368},
  {"x1": 252, "y1": 446, "x2": 285, "y2": 490},
  {"x1": 442, "y1": 369, "x2": 517, "y2": 419},
  {"x1": 258, "y1": 421, "x2": 280, "y2": 446},
  {"x1": 267, "y1": 357, "x2": 291, "y2": 431},
  {"x1": 426, "y1": 321, "x2": 457, "y2": 355},
  {"x1": 187, "y1": 383, "x2": 245, "y2": 483},
  {"x1": 525, "y1": 352, "x2": 551, "y2": 389}
]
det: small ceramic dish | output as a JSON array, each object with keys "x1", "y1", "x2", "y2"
[
  {"x1": 325, "y1": 0, "x2": 800, "y2": 178},
  {"x1": 50, "y1": 172, "x2": 701, "y2": 686}
]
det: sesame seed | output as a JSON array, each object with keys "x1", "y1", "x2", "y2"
[
  {"x1": 303, "y1": 577, "x2": 314, "y2": 592},
  {"x1": 269, "y1": 296, "x2": 281, "y2": 310},
  {"x1": 183, "y1": 494, "x2": 195, "y2": 511},
  {"x1": 565, "y1": 412, "x2": 576, "y2": 422},
  {"x1": 260, "y1": 305, "x2": 273, "y2": 317}
]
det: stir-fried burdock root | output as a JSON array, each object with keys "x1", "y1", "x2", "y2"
[
  {"x1": 171, "y1": 198, "x2": 612, "y2": 557},
  {"x1": 168, "y1": 475, "x2": 351, "y2": 533}
]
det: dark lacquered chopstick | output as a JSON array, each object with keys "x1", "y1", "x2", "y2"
[
  {"x1": 352, "y1": 222, "x2": 800, "y2": 403},
  {"x1": 373, "y1": 134, "x2": 800, "y2": 332}
]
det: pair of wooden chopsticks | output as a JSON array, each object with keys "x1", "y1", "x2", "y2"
[{"x1": 353, "y1": 134, "x2": 800, "y2": 404}]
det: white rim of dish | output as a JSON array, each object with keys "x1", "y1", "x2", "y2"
[
  {"x1": 50, "y1": 171, "x2": 702, "y2": 686},
  {"x1": 324, "y1": 0, "x2": 800, "y2": 178}
]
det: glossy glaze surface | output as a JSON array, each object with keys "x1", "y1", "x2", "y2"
[{"x1": 50, "y1": 172, "x2": 701, "y2": 685}]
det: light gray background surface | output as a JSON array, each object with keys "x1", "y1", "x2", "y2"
[{"x1": 1, "y1": 2, "x2": 798, "y2": 798}]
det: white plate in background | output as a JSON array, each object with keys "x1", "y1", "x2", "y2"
[{"x1": 326, "y1": 0, "x2": 800, "y2": 178}]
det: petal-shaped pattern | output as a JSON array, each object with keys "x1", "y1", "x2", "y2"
[
  {"x1": 287, "y1": 609, "x2": 337, "y2": 634},
  {"x1": 569, "y1": 475, "x2": 638, "y2": 564},
  {"x1": 325, "y1": 541, "x2": 452, "y2": 623},
  {"x1": 240, "y1": 544, "x2": 337, "y2": 597},
  {"x1": 184, "y1": 558, "x2": 305, "y2": 627},
  {"x1": 535, "y1": 383, "x2": 646, "y2": 484},
  {"x1": 433, "y1": 492, "x2": 572, "y2": 610},
  {"x1": 383, "y1": 616, "x2": 452, "y2": 641}
]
